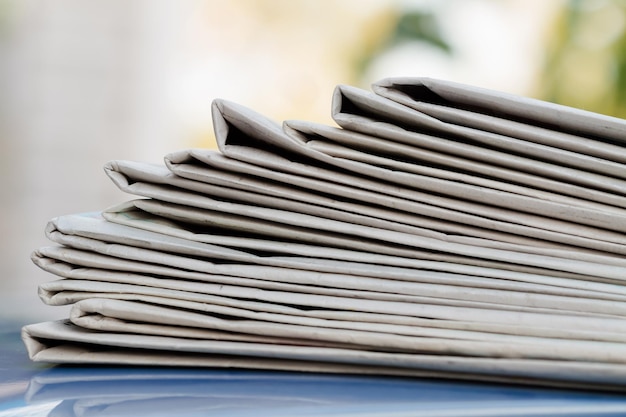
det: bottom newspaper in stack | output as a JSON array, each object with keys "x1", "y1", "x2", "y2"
[{"x1": 22, "y1": 77, "x2": 626, "y2": 391}]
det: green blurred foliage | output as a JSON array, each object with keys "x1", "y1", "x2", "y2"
[
  {"x1": 359, "y1": 1, "x2": 626, "y2": 119},
  {"x1": 0, "y1": 0, "x2": 14, "y2": 35},
  {"x1": 392, "y1": 11, "x2": 451, "y2": 52},
  {"x1": 538, "y1": 0, "x2": 626, "y2": 118},
  {"x1": 356, "y1": 9, "x2": 452, "y2": 76}
]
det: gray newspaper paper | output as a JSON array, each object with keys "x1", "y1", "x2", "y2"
[{"x1": 23, "y1": 77, "x2": 626, "y2": 390}]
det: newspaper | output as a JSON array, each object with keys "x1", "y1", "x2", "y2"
[
  {"x1": 221, "y1": 101, "x2": 626, "y2": 234},
  {"x1": 372, "y1": 77, "x2": 626, "y2": 146},
  {"x1": 23, "y1": 77, "x2": 626, "y2": 390},
  {"x1": 109, "y1": 159, "x2": 626, "y2": 262},
  {"x1": 164, "y1": 147, "x2": 626, "y2": 257},
  {"x1": 333, "y1": 85, "x2": 626, "y2": 195},
  {"x1": 22, "y1": 321, "x2": 626, "y2": 389},
  {"x1": 211, "y1": 101, "x2": 626, "y2": 255}
]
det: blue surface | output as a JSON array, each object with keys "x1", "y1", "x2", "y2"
[{"x1": 4, "y1": 322, "x2": 626, "y2": 416}]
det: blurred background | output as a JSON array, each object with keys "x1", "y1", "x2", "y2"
[{"x1": 1, "y1": 0, "x2": 625, "y2": 323}]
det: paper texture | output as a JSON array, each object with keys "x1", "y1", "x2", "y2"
[{"x1": 23, "y1": 77, "x2": 626, "y2": 390}]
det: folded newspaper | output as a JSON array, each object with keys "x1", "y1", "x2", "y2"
[{"x1": 23, "y1": 77, "x2": 626, "y2": 390}]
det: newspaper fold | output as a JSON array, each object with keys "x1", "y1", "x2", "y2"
[
  {"x1": 22, "y1": 321, "x2": 626, "y2": 390},
  {"x1": 372, "y1": 77, "x2": 626, "y2": 145}
]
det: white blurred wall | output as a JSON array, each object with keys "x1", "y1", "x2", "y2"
[{"x1": 0, "y1": 0, "x2": 193, "y2": 321}]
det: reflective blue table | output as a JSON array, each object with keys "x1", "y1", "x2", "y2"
[{"x1": 4, "y1": 322, "x2": 626, "y2": 417}]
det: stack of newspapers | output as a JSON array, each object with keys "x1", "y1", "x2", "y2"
[{"x1": 22, "y1": 78, "x2": 626, "y2": 390}]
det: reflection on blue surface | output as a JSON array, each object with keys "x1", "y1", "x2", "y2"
[
  {"x1": 14, "y1": 367, "x2": 626, "y2": 417},
  {"x1": 0, "y1": 323, "x2": 52, "y2": 416},
  {"x1": 3, "y1": 322, "x2": 626, "y2": 417}
]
